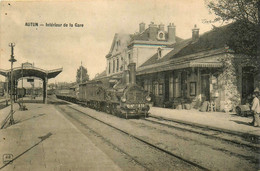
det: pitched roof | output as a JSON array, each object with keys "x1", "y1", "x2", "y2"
[
  {"x1": 94, "y1": 70, "x2": 107, "y2": 79},
  {"x1": 130, "y1": 27, "x2": 183, "y2": 42},
  {"x1": 140, "y1": 39, "x2": 192, "y2": 67},
  {"x1": 173, "y1": 24, "x2": 231, "y2": 58},
  {"x1": 106, "y1": 33, "x2": 131, "y2": 58},
  {"x1": 176, "y1": 21, "x2": 257, "y2": 57},
  {"x1": 139, "y1": 22, "x2": 247, "y2": 68}
]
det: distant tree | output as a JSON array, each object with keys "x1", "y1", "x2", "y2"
[
  {"x1": 206, "y1": 0, "x2": 259, "y2": 57},
  {"x1": 76, "y1": 65, "x2": 89, "y2": 84}
]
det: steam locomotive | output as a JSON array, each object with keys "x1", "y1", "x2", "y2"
[{"x1": 56, "y1": 63, "x2": 151, "y2": 118}]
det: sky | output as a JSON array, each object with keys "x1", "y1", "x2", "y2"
[{"x1": 0, "y1": 0, "x2": 218, "y2": 84}]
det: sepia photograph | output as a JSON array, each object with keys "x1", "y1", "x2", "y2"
[{"x1": 0, "y1": 0, "x2": 259, "y2": 170}]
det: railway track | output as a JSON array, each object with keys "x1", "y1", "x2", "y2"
[
  {"x1": 50, "y1": 97, "x2": 259, "y2": 170},
  {"x1": 54, "y1": 96, "x2": 259, "y2": 148},
  {"x1": 0, "y1": 99, "x2": 9, "y2": 107},
  {"x1": 56, "y1": 104, "x2": 207, "y2": 171},
  {"x1": 140, "y1": 117, "x2": 260, "y2": 149}
]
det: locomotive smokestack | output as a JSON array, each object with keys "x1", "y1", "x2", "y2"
[
  {"x1": 128, "y1": 63, "x2": 136, "y2": 84},
  {"x1": 123, "y1": 70, "x2": 130, "y2": 85}
]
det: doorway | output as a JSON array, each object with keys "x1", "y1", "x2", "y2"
[
  {"x1": 201, "y1": 74, "x2": 210, "y2": 101},
  {"x1": 242, "y1": 67, "x2": 254, "y2": 99}
]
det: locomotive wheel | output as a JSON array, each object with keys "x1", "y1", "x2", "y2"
[
  {"x1": 110, "y1": 104, "x2": 116, "y2": 115},
  {"x1": 105, "y1": 104, "x2": 111, "y2": 114},
  {"x1": 97, "y1": 102, "x2": 101, "y2": 111},
  {"x1": 235, "y1": 106, "x2": 242, "y2": 116},
  {"x1": 145, "y1": 111, "x2": 149, "y2": 118},
  {"x1": 100, "y1": 102, "x2": 106, "y2": 112}
]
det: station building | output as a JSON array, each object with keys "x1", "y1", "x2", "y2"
[
  {"x1": 105, "y1": 22, "x2": 183, "y2": 77},
  {"x1": 97, "y1": 22, "x2": 259, "y2": 112}
]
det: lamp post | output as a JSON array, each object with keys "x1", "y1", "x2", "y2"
[
  {"x1": 9, "y1": 43, "x2": 16, "y2": 125},
  {"x1": 21, "y1": 64, "x2": 23, "y2": 106}
]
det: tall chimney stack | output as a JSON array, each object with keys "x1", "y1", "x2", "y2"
[
  {"x1": 167, "y1": 23, "x2": 176, "y2": 43},
  {"x1": 192, "y1": 24, "x2": 200, "y2": 41},
  {"x1": 139, "y1": 22, "x2": 145, "y2": 33},
  {"x1": 148, "y1": 22, "x2": 157, "y2": 41},
  {"x1": 159, "y1": 23, "x2": 164, "y2": 31},
  {"x1": 128, "y1": 63, "x2": 136, "y2": 84}
]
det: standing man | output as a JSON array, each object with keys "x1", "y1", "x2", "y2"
[{"x1": 251, "y1": 89, "x2": 260, "y2": 127}]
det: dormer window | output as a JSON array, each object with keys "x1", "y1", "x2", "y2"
[
  {"x1": 157, "y1": 31, "x2": 165, "y2": 40},
  {"x1": 157, "y1": 47, "x2": 162, "y2": 59},
  {"x1": 159, "y1": 33, "x2": 164, "y2": 39}
]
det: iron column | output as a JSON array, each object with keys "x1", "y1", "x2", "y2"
[{"x1": 9, "y1": 43, "x2": 17, "y2": 125}]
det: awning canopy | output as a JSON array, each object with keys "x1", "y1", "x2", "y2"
[
  {"x1": 137, "y1": 57, "x2": 222, "y2": 75},
  {"x1": 0, "y1": 66, "x2": 63, "y2": 81}
]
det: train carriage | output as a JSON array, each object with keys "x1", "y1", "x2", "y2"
[
  {"x1": 57, "y1": 63, "x2": 151, "y2": 119},
  {"x1": 78, "y1": 80, "x2": 107, "y2": 110}
]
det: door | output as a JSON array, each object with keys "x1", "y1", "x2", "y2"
[
  {"x1": 164, "y1": 73, "x2": 169, "y2": 101},
  {"x1": 201, "y1": 75, "x2": 210, "y2": 101},
  {"x1": 242, "y1": 67, "x2": 254, "y2": 99},
  {"x1": 181, "y1": 71, "x2": 187, "y2": 98}
]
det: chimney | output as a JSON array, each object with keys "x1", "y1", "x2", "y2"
[
  {"x1": 192, "y1": 24, "x2": 200, "y2": 41},
  {"x1": 167, "y1": 23, "x2": 176, "y2": 43},
  {"x1": 123, "y1": 69, "x2": 130, "y2": 85},
  {"x1": 128, "y1": 63, "x2": 136, "y2": 84},
  {"x1": 148, "y1": 22, "x2": 157, "y2": 41},
  {"x1": 139, "y1": 22, "x2": 145, "y2": 33},
  {"x1": 159, "y1": 23, "x2": 164, "y2": 31}
]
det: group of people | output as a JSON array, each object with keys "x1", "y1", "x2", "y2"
[{"x1": 250, "y1": 88, "x2": 260, "y2": 127}]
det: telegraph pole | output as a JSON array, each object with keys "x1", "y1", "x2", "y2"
[{"x1": 9, "y1": 43, "x2": 16, "y2": 125}]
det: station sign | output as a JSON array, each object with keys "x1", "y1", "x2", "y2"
[{"x1": 22, "y1": 62, "x2": 33, "y2": 68}]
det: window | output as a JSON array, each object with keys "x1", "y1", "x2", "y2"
[
  {"x1": 158, "y1": 48, "x2": 162, "y2": 59},
  {"x1": 153, "y1": 82, "x2": 159, "y2": 96},
  {"x1": 116, "y1": 41, "x2": 119, "y2": 51},
  {"x1": 113, "y1": 60, "x2": 115, "y2": 73},
  {"x1": 174, "y1": 74, "x2": 181, "y2": 97},
  {"x1": 116, "y1": 58, "x2": 119, "y2": 72},
  {"x1": 190, "y1": 82, "x2": 196, "y2": 96},
  {"x1": 159, "y1": 84, "x2": 163, "y2": 95},
  {"x1": 169, "y1": 74, "x2": 174, "y2": 98},
  {"x1": 144, "y1": 80, "x2": 148, "y2": 91},
  {"x1": 144, "y1": 80, "x2": 152, "y2": 92},
  {"x1": 128, "y1": 53, "x2": 131, "y2": 64},
  {"x1": 181, "y1": 71, "x2": 187, "y2": 98},
  {"x1": 159, "y1": 33, "x2": 164, "y2": 39},
  {"x1": 120, "y1": 57, "x2": 124, "y2": 71},
  {"x1": 144, "y1": 83, "x2": 148, "y2": 91},
  {"x1": 108, "y1": 61, "x2": 111, "y2": 74},
  {"x1": 148, "y1": 81, "x2": 152, "y2": 93}
]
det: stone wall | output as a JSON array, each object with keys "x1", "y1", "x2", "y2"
[{"x1": 217, "y1": 53, "x2": 241, "y2": 112}]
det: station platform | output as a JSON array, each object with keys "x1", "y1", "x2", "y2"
[
  {"x1": 149, "y1": 107, "x2": 260, "y2": 137},
  {"x1": 0, "y1": 103, "x2": 121, "y2": 171},
  {"x1": 0, "y1": 100, "x2": 259, "y2": 170}
]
